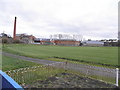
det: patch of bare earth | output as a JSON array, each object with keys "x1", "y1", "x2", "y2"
[{"x1": 23, "y1": 73, "x2": 117, "y2": 88}]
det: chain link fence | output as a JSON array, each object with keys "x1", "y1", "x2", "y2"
[
  {"x1": 5, "y1": 62, "x2": 66, "y2": 86},
  {"x1": 65, "y1": 62, "x2": 117, "y2": 84},
  {"x1": 5, "y1": 62, "x2": 118, "y2": 87}
]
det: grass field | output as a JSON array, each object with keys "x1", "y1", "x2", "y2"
[
  {"x1": 2, "y1": 55, "x2": 67, "y2": 85},
  {"x1": 3, "y1": 44, "x2": 118, "y2": 67},
  {"x1": 2, "y1": 55, "x2": 40, "y2": 71}
]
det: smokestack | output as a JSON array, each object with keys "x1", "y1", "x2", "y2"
[{"x1": 13, "y1": 17, "x2": 17, "y2": 40}]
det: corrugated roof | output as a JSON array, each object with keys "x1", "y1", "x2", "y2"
[{"x1": 82, "y1": 41, "x2": 104, "y2": 44}]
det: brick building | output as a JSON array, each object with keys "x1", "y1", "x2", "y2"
[
  {"x1": 16, "y1": 34, "x2": 35, "y2": 44},
  {"x1": 0, "y1": 33, "x2": 13, "y2": 43}
]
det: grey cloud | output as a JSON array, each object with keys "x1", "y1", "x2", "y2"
[{"x1": 0, "y1": 0, "x2": 118, "y2": 40}]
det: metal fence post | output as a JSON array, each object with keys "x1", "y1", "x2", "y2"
[
  {"x1": 65, "y1": 61, "x2": 68, "y2": 71},
  {"x1": 116, "y1": 68, "x2": 119, "y2": 86}
]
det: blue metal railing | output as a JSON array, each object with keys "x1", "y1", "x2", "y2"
[{"x1": 0, "y1": 70, "x2": 23, "y2": 90}]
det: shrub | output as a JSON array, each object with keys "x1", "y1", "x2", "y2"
[
  {"x1": 2, "y1": 38, "x2": 8, "y2": 43},
  {"x1": 13, "y1": 40, "x2": 21, "y2": 43}
]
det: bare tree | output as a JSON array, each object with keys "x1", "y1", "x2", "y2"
[{"x1": 50, "y1": 34, "x2": 83, "y2": 41}]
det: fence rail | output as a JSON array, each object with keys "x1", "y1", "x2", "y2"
[
  {"x1": 5, "y1": 62, "x2": 118, "y2": 87},
  {"x1": 65, "y1": 62, "x2": 117, "y2": 84}
]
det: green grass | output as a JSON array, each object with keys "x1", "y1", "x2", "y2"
[
  {"x1": 6, "y1": 65, "x2": 115, "y2": 85},
  {"x1": 46, "y1": 58, "x2": 116, "y2": 69},
  {"x1": 2, "y1": 44, "x2": 118, "y2": 85},
  {"x1": 0, "y1": 43, "x2": 2, "y2": 46},
  {"x1": 4, "y1": 59, "x2": 116, "y2": 86},
  {"x1": 5, "y1": 65, "x2": 66, "y2": 85},
  {"x1": 3, "y1": 44, "x2": 118, "y2": 66},
  {"x1": 2, "y1": 55, "x2": 41, "y2": 71}
]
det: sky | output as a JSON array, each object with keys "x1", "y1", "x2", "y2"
[{"x1": 0, "y1": 0, "x2": 119, "y2": 40}]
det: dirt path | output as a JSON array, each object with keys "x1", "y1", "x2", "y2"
[{"x1": 24, "y1": 73, "x2": 117, "y2": 88}]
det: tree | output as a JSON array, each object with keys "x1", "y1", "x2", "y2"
[{"x1": 88, "y1": 39, "x2": 91, "y2": 41}]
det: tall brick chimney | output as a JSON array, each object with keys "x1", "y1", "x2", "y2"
[{"x1": 13, "y1": 17, "x2": 17, "y2": 40}]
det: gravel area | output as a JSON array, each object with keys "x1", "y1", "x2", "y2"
[
  {"x1": 23, "y1": 73, "x2": 117, "y2": 88},
  {"x1": 2, "y1": 52, "x2": 58, "y2": 65}
]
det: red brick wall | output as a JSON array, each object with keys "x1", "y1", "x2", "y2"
[{"x1": 53, "y1": 40, "x2": 80, "y2": 46}]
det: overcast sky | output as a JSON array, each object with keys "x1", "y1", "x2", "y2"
[{"x1": 0, "y1": 0, "x2": 119, "y2": 40}]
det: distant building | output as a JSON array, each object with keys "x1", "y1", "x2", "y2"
[
  {"x1": 40, "y1": 38, "x2": 52, "y2": 45},
  {"x1": 100, "y1": 39, "x2": 118, "y2": 46},
  {"x1": 16, "y1": 34, "x2": 35, "y2": 44},
  {"x1": 51, "y1": 39, "x2": 80, "y2": 46},
  {"x1": 104, "y1": 42, "x2": 118, "y2": 46},
  {"x1": 0, "y1": 33, "x2": 13, "y2": 43},
  {"x1": 82, "y1": 41, "x2": 104, "y2": 47},
  {"x1": 34, "y1": 38, "x2": 41, "y2": 44}
]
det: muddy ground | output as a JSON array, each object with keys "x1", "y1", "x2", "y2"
[{"x1": 23, "y1": 73, "x2": 117, "y2": 88}]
